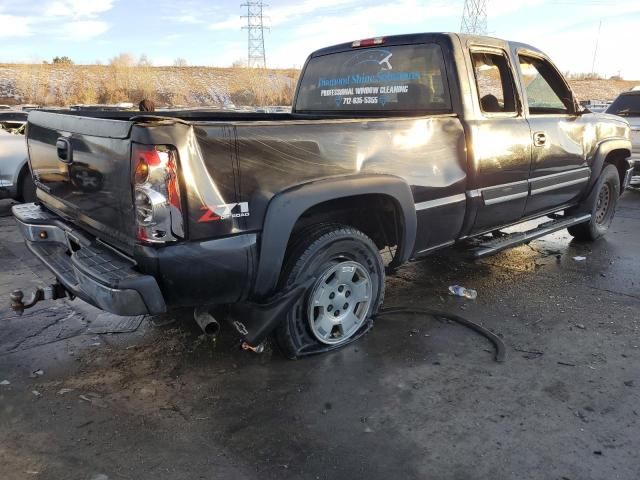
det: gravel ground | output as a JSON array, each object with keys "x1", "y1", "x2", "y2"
[{"x1": 0, "y1": 192, "x2": 639, "y2": 480}]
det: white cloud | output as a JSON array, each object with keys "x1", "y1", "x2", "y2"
[
  {"x1": 61, "y1": 20, "x2": 110, "y2": 39},
  {"x1": 174, "y1": 14, "x2": 204, "y2": 24},
  {"x1": 45, "y1": 0, "x2": 114, "y2": 19},
  {"x1": 0, "y1": 14, "x2": 33, "y2": 37}
]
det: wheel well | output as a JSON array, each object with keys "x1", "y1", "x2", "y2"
[
  {"x1": 289, "y1": 194, "x2": 403, "y2": 253},
  {"x1": 603, "y1": 149, "x2": 630, "y2": 189}
]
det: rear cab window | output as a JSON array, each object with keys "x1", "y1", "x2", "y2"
[
  {"x1": 294, "y1": 43, "x2": 451, "y2": 113},
  {"x1": 471, "y1": 50, "x2": 518, "y2": 114}
]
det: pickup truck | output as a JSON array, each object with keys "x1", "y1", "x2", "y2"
[{"x1": 11, "y1": 33, "x2": 634, "y2": 358}]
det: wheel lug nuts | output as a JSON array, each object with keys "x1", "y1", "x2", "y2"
[
  {"x1": 329, "y1": 292, "x2": 335, "y2": 299},
  {"x1": 327, "y1": 305, "x2": 333, "y2": 312},
  {"x1": 345, "y1": 291, "x2": 351, "y2": 298},
  {"x1": 343, "y1": 303, "x2": 349, "y2": 310},
  {"x1": 334, "y1": 310, "x2": 340, "y2": 316},
  {"x1": 338, "y1": 285, "x2": 344, "y2": 293}
]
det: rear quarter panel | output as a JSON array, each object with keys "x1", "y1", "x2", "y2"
[{"x1": 186, "y1": 115, "x2": 467, "y2": 253}]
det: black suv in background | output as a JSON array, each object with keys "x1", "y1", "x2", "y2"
[{"x1": 606, "y1": 90, "x2": 640, "y2": 185}]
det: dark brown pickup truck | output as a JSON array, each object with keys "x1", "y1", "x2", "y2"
[{"x1": 12, "y1": 33, "x2": 634, "y2": 357}]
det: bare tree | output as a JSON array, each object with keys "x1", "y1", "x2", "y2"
[
  {"x1": 173, "y1": 57, "x2": 188, "y2": 67},
  {"x1": 138, "y1": 54, "x2": 152, "y2": 67},
  {"x1": 110, "y1": 53, "x2": 136, "y2": 67}
]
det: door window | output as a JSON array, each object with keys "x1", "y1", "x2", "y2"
[
  {"x1": 471, "y1": 51, "x2": 518, "y2": 114},
  {"x1": 518, "y1": 55, "x2": 573, "y2": 114}
]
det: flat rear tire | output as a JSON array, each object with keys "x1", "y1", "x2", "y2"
[{"x1": 276, "y1": 224, "x2": 385, "y2": 358}]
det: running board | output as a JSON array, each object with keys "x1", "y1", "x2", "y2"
[{"x1": 469, "y1": 214, "x2": 592, "y2": 259}]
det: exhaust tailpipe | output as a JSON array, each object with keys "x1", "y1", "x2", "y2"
[{"x1": 193, "y1": 307, "x2": 220, "y2": 337}]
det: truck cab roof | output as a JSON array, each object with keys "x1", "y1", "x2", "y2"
[{"x1": 308, "y1": 32, "x2": 545, "y2": 59}]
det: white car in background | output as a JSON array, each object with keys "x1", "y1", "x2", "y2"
[
  {"x1": 606, "y1": 90, "x2": 640, "y2": 186},
  {"x1": 0, "y1": 125, "x2": 36, "y2": 202}
]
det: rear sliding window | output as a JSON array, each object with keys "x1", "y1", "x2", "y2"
[{"x1": 295, "y1": 44, "x2": 451, "y2": 113}]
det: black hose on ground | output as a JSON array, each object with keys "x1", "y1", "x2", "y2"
[{"x1": 374, "y1": 307, "x2": 507, "y2": 363}]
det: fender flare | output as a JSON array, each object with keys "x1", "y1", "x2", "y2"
[
  {"x1": 587, "y1": 138, "x2": 632, "y2": 191},
  {"x1": 252, "y1": 174, "x2": 417, "y2": 298}
]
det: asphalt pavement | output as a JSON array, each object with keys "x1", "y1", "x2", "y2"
[{"x1": 0, "y1": 192, "x2": 639, "y2": 480}]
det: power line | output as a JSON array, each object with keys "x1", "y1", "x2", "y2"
[
  {"x1": 460, "y1": 0, "x2": 488, "y2": 36},
  {"x1": 591, "y1": 19, "x2": 602, "y2": 76},
  {"x1": 241, "y1": 1, "x2": 268, "y2": 68}
]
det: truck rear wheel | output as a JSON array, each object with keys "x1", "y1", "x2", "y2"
[
  {"x1": 567, "y1": 164, "x2": 620, "y2": 241},
  {"x1": 276, "y1": 224, "x2": 385, "y2": 358}
]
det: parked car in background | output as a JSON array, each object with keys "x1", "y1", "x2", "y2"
[
  {"x1": 0, "y1": 126, "x2": 36, "y2": 202},
  {"x1": 606, "y1": 90, "x2": 640, "y2": 185},
  {"x1": 0, "y1": 110, "x2": 28, "y2": 131},
  {"x1": 580, "y1": 99, "x2": 612, "y2": 113}
]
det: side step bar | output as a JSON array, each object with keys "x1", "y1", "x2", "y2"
[{"x1": 469, "y1": 214, "x2": 591, "y2": 259}]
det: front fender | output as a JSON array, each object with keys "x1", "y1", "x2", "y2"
[
  {"x1": 252, "y1": 174, "x2": 417, "y2": 299},
  {"x1": 587, "y1": 137, "x2": 632, "y2": 191}
]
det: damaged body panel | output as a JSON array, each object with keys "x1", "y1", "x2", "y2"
[{"x1": 12, "y1": 33, "x2": 633, "y2": 353}]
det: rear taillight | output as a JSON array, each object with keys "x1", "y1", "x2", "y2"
[
  {"x1": 132, "y1": 144, "x2": 184, "y2": 243},
  {"x1": 352, "y1": 37, "x2": 384, "y2": 48}
]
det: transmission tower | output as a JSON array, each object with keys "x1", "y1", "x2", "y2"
[
  {"x1": 241, "y1": 1, "x2": 267, "y2": 68},
  {"x1": 460, "y1": 0, "x2": 488, "y2": 36}
]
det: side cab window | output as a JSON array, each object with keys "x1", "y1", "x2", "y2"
[
  {"x1": 471, "y1": 50, "x2": 518, "y2": 115},
  {"x1": 518, "y1": 54, "x2": 575, "y2": 115}
]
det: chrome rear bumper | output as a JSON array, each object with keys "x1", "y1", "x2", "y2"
[{"x1": 12, "y1": 203, "x2": 166, "y2": 316}]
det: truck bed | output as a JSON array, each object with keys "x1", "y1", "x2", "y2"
[{"x1": 27, "y1": 109, "x2": 466, "y2": 254}]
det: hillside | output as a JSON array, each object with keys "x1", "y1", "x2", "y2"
[
  {"x1": 569, "y1": 79, "x2": 639, "y2": 102},
  {"x1": 0, "y1": 64, "x2": 637, "y2": 108},
  {"x1": 0, "y1": 64, "x2": 299, "y2": 108}
]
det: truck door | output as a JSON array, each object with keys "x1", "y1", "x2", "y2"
[
  {"x1": 516, "y1": 53, "x2": 589, "y2": 215},
  {"x1": 466, "y1": 47, "x2": 533, "y2": 232}
]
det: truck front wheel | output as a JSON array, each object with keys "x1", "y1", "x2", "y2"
[
  {"x1": 567, "y1": 164, "x2": 620, "y2": 241},
  {"x1": 276, "y1": 224, "x2": 385, "y2": 358}
]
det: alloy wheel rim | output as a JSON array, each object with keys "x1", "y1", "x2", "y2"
[{"x1": 307, "y1": 260, "x2": 373, "y2": 345}]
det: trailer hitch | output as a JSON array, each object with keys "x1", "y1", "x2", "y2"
[{"x1": 9, "y1": 283, "x2": 69, "y2": 315}]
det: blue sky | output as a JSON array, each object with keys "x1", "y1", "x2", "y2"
[{"x1": 0, "y1": 0, "x2": 639, "y2": 78}]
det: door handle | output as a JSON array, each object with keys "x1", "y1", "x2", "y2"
[
  {"x1": 533, "y1": 131, "x2": 547, "y2": 147},
  {"x1": 56, "y1": 137, "x2": 73, "y2": 164}
]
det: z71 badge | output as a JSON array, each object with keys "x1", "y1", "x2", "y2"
[{"x1": 197, "y1": 202, "x2": 250, "y2": 223}]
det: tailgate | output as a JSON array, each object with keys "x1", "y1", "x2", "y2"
[{"x1": 27, "y1": 111, "x2": 135, "y2": 253}]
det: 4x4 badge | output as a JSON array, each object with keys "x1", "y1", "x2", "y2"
[{"x1": 197, "y1": 202, "x2": 250, "y2": 223}]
